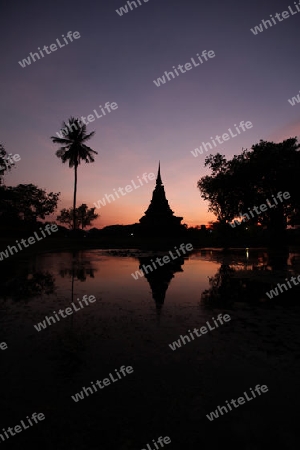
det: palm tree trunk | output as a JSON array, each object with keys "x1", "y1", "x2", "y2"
[{"x1": 73, "y1": 163, "x2": 78, "y2": 231}]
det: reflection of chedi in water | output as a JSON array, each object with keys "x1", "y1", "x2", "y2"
[{"x1": 138, "y1": 254, "x2": 185, "y2": 313}]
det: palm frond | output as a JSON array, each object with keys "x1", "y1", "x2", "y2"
[
  {"x1": 82, "y1": 131, "x2": 95, "y2": 142},
  {"x1": 51, "y1": 137, "x2": 72, "y2": 144},
  {"x1": 52, "y1": 117, "x2": 97, "y2": 168}
]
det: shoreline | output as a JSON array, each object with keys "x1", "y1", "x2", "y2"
[{"x1": 0, "y1": 237, "x2": 299, "y2": 258}]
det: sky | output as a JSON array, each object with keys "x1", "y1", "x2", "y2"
[{"x1": 1, "y1": 0, "x2": 300, "y2": 228}]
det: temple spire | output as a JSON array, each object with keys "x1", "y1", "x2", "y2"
[
  {"x1": 138, "y1": 162, "x2": 184, "y2": 237},
  {"x1": 156, "y1": 161, "x2": 162, "y2": 186}
]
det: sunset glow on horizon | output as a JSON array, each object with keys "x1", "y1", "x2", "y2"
[{"x1": 1, "y1": 0, "x2": 300, "y2": 229}]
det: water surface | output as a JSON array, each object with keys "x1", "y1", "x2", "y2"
[{"x1": 1, "y1": 249, "x2": 300, "y2": 449}]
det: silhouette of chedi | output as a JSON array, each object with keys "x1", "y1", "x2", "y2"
[{"x1": 139, "y1": 162, "x2": 184, "y2": 237}]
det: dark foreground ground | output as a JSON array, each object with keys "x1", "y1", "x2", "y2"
[{"x1": 1, "y1": 293, "x2": 300, "y2": 450}]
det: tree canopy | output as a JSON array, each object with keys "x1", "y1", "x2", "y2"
[
  {"x1": 57, "y1": 203, "x2": 99, "y2": 229},
  {"x1": 0, "y1": 184, "x2": 60, "y2": 224},
  {"x1": 197, "y1": 138, "x2": 300, "y2": 237},
  {"x1": 0, "y1": 144, "x2": 14, "y2": 184}
]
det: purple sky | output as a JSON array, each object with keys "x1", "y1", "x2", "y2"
[{"x1": 1, "y1": 0, "x2": 300, "y2": 227}]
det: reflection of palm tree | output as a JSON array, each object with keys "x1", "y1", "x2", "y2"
[
  {"x1": 53, "y1": 252, "x2": 85, "y2": 377},
  {"x1": 51, "y1": 117, "x2": 97, "y2": 230}
]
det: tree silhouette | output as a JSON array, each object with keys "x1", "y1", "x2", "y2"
[
  {"x1": 57, "y1": 203, "x2": 99, "y2": 229},
  {"x1": 197, "y1": 138, "x2": 300, "y2": 242},
  {"x1": 51, "y1": 117, "x2": 97, "y2": 231},
  {"x1": 0, "y1": 184, "x2": 60, "y2": 226},
  {"x1": 76, "y1": 203, "x2": 98, "y2": 229},
  {"x1": 0, "y1": 144, "x2": 15, "y2": 185}
]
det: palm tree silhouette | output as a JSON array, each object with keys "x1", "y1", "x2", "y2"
[{"x1": 51, "y1": 117, "x2": 97, "y2": 230}]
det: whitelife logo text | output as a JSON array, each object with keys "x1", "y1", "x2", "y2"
[
  {"x1": 0, "y1": 412, "x2": 45, "y2": 444},
  {"x1": 0, "y1": 224, "x2": 58, "y2": 261},
  {"x1": 288, "y1": 89, "x2": 300, "y2": 106},
  {"x1": 18, "y1": 31, "x2": 81, "y2": 68},
  {"x1": 250, "y1": 2, "x2": 300, "y2": 35},
  {"x1": 168, "y1": 314, "x2": 231, "y2": 351},
  {"x1": 93, "y1": 172, "x2": 155, "y2": 209},
  {"x1": 191, "y1": 121, "x2": 253, "y2": 158},
  {"x1": 229, "y1": 191, "x2": 290, "y2": 228},
  {"x1": 55, "y1": 102, "x2": 118, "y2": 138},
  {"x1": 33, "y1": 295, "x2": 97, "y2": 332},
  {"x1": 206, "y1": 384, "x2": 269, "y2": 421},
  {"x1": 116, "y1": 0, "x2": 150, "y2": 17},
  {"x1": 131, "y1": 244, "x2": 193, "y2": 280},
  {"x1": 71, "y1": 365, "x2": 134, "y2": 402},
  {"x1": 153, "y1": 50, "x2": 215, "y2": 87}
]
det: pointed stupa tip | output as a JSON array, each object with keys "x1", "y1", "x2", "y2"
[{"x1": 156, "y1": 161, "x2": 162, "y2": 185}]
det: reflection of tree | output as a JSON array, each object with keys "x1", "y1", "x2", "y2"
[
  {"x1": 201, "y1": 264, "x2": 237, "y2": 308},
  {"x1": 59, "y1": 267, "x2": 95, "y2": 282},
  {"x1": 0, "y1": 267, "x2": 55, "y2": 301},
  {"x1": 58, "y1": 252, "x2": 97, "y2": 282},
  {"x1": 138, "y1": 255, "x2": 184, "y2": 314},
  {"x1": 201, "y1": 252, "x2": 294, "y2": 307},
  {"x1": 290, "y1": 253, "x2": 300, "y2": 268},
  {"x1": 267, "y1": 247, "x2": 289, "y2": 271},
  {"x1": 200, "y1": 248, "x2": 290, "y2": 273}
]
